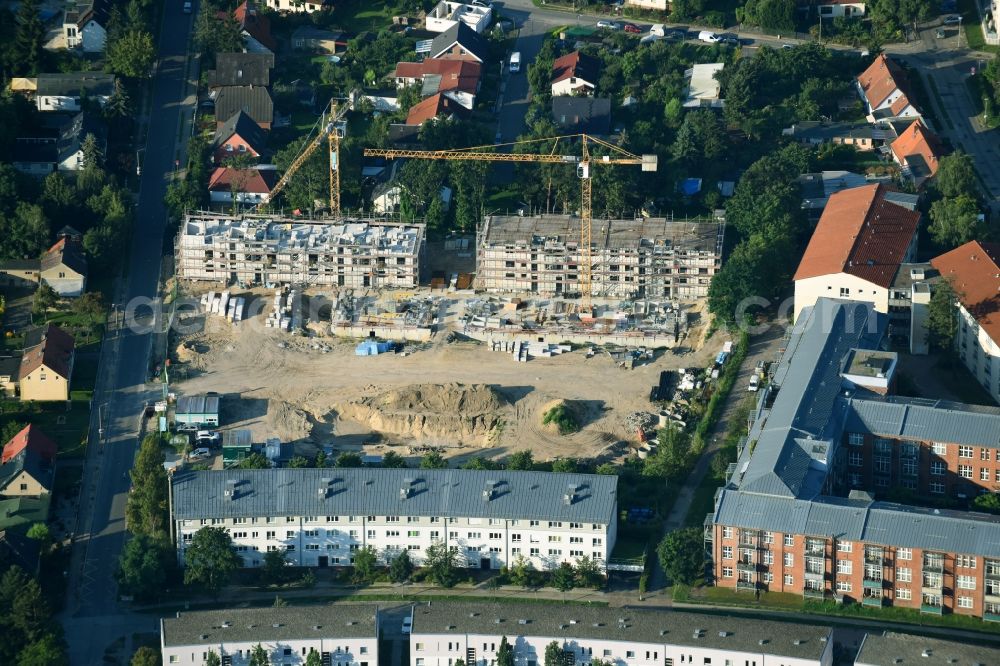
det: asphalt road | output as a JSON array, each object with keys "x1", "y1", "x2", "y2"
[{"x1": 61, "y1": 3, "x2": 197, "y2": 663}]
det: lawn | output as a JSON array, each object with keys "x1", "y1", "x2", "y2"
[
  {"x1": 683, "y1": 471, "x2": 721, "y2": 528},
  {"x1": 332, "y1": 0, "x2": 402, "y2": 33},
  {"x1": 0, "y1": 399, "x2": 92, "y2": 459},
  {"x1": 958, "y1": 0, "x2": 1000, "y2": 53},
  {"x1": 609, "y1": 532, "x2": 650, "y2": 563}
]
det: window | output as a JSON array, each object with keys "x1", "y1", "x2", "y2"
[
  {"x1": 784, "y1": 574, "x2": 794, "y2": 586},
  {"x1": 723, "y1": 527, "x2": 733, "y2": 539},
  {"x1": 930, "y1": 482, "x2": 945, "y2": 494},
  {"x1": 837, "y1": 560, "x2": 853, "y2": 575},
  {"x1": 722, "y1": 546, "x2": 733, "y2": 559},
  {"x1": 932, "y1": 442, "x2": 947, "y2": 455},
  {"x1": 408, "y1": 530, "x2": 419, "y2": 538},
  {"x1": 763, "y1": 551, "x2": 774, "y2": 565},
  {"x1": 784, "y1": 553, "x2": 794, "y2": 567},
  {"x1": 957, "y1": 555, "x2": 977, "y2": 568},
  {"x1": 959, "y1": 445, "x2": 974, "y2": 458},
  {"x1": 836, "y1": 581, "x2": 852, "y2": 592},
  {"x1": 875, "y1": 438, "x2": 892, "y2": 454},
  {"x1": 722, "y1": 567, "x2": 734, "y2": 578},
  {"x1": 982, "y1": 468, "x2": 991, "y2": 481},
  {"x1": 931, "y1": 461, "x2": 946, "y2": 476},
  {"x1": 762, "y1": 532, "x2": 774, "y2": 544},
  {"x1": 982, "y1": 449, "x2": 991, "y2": 461},
  {"x1": 959, "y1": 465, "x2": 973, "y2": 479},
  {"x1": 896, "y1": 588, "x2": 912, "y2": 601},
  {"x1": 874, "y1": 457, "x2": 891, "y2": 474},
  {"x1": 958, "y1": 596, "x2": 974, "y2": 609},
  {"x1": 837, "y1": 541, "x2": 852, "y2": 553},
  {"x1": 958, "y1": 575, "x2": 977, "y2": 590},
  {"x1": 899, "y1": 548, "x2": 912, "y2": 564},
  {"x1": 784, "y1": 534, "x2": 794, "y2": 547},
  {"x1": 896, "y1": 567, "x2": 911, "y2": 582},
  {"x1": 849, "y1": 433, "x2": 864, "y2": 446},
  {"x1": 840, "y1": 287, "x2": 850, "y2": 297},
  {"x1": 901, "y1": 459, "x2": 918, "y2": 476},
  {"x1": 849, "y1": 451, "x2": 863, "y2": 466}
]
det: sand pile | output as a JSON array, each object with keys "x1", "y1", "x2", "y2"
[{"x1": 335, "y1": 383, "x2": 507, "y2": 444}]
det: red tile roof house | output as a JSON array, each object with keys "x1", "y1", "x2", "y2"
[
  {"x1": 208, "y1": 166, "x2": 279, "y2": 205},
  {"x1": 889, "y1": 119, "x2": 944, "y2": 187},
  {"x1": 405, "y1": 92, "x2": 470, "y2": 126},
  {"x1": 212, "y1": 111, "x2": 267, "y2": 164},
  {"x1": 18, "y1": 324, "x2": 75, "y2": 402},
  {"x1": 793, "y1": 183, "x2": 920, "y2": 320},
  {"x1": 228, "y1": 0, "x2": 277, "y2": 54},
  {"x1": 1, "y1": 425, "x2": 57, "y2": 465},
  {"x1": 551, "y1": 51, "x2": 601, "y2": 97},
  {"x1": 931, "y1": 240, "x2": 1000, "y2": 404},
  {"x1": 394, "y1": 59, "x2": 482, "y2": 110},
  {"x1": 855, "y1": 54, "x2": 921, "y2": 121}
]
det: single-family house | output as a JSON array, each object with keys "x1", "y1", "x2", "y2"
[
  {"x1": 215, "y1": 86, "x2": 274, "y2": 130},
  {"x1": 0, "y1": 496, "x2": 51, "y2": 533},
  {"x1": 35, "y1": 72, "x2": 115, "y2": 112},
  {"x1": 208, "y1": 166, "x2": 279, "y2": 205},
  {"x1": 683, "y1": 62, "x2": 724, "y2": 108},
  {"x1": 426, "y1": 0, "x2": 493, "y2": 34},
  {"x1": 55, "y1": 112, "x2": 106, "y2": 172},
  {"x1": 18, "y1": 325, "x2": 75, "y2": 402},
  {"x1": 626, "y1": 0, "x2": 668, "y2": 9},
  {"x1": 889, "y1": 119, "x2": 943, "y2": 186},
  {"x1": 793, "y1": 183, "x2": 920, "y2": 322},
  {"x1": 855, "y1": 54, "x2": 921, "y2": 120},
  {"x1": 207, "y1": 52, "x2": 274, "y2": 91},
  {"x1": 372, "y1": 179, "x2": 452, "y2": 213},
  {"x1": 551, "y1": 97, "x2": 612, "y2": 134},
  {"x1": 799, "y1": 0, "x2": 866, "y2": 17},
  {"x1": 394, "y1": 59, "x2": 482, "y2": 110},
  {"x1": 62, "y1": 0, "x2": 111, "y2": 52},
  {"x1": 290, "y1": 26, "x2": 346, "y2": 53},
  {"x1": 357, "y1": 88, "x2": 400, "y2": 113},
  {"x1": 213, "y1": 110, "x2": 268, "y2": 164},
  {"x1": 0, "y1": 261, "x2": 40, "y2": 290},
  {"x1": 12, "y1": 112, "x2": 106, "y2": 175},
  {"x1": 797, "y1": 170, "x2": 872, "y2": 214},
  {"x1": 551, "y1": 51, "x2": 600, "y2": 97},
  {"x1": 40, "y1": 238, "x2": 88, "y2": 297},
  {"x1": 429, "y1": 22, "x2": 490, "y2": 63},
  {"x1": 782, "y1": 120, "x2": 878, "y2": 150},
  {"x1": 261, "y1": 0, "x2": 331, "y2": 12},
  {"x1": 175, "y1": 395, "x2": 221, "y2": 427},
  {"x1": 0, "y1": 356, "x2": 22, "y2": 397},
  {"x1": 230, "y1": 0, "x2": 277, "y2": 54},
  {"x1": 0, "y1": 425, "x2": 57, "y2": 498},
  {"x1": 405, "y1": 92, "x2": 469, "y2": 125},
  {"x1": 931, "y1": 241, "x2": 1000, "y2": 404}
]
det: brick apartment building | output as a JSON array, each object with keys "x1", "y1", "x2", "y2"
[{"x1": 707, "y1": 298, "x2": 1000, "y2": 620}]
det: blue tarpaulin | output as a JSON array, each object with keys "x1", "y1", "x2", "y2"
[
  {"x1": 356, "y1": 340, "x2": 392, "y2": 356},
  {"x1": 680, "y1": 178, "x2": 703, "y2": 196}
]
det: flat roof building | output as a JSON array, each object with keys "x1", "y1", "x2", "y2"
[
  {"x1": 177, "y1": 213, "x2": 425, "y2": 289},
  {"x1": 476, "y1": 215, "x2": 725, "y2": 300},
  {"x1": 854, "y1": 631, "x2": 999, "y2": 665}
]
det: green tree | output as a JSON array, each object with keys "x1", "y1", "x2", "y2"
[
  {"x1": 286, "y1": 456, "x2": 310, "y2": 468},
  {"x1": 397, "y1": 83, "x2": 422, "y2": 113},
  {"x1": 126, "y1": 434, "x2": 168, "y2": 536},
  {"x1": 305, "y1": 649, "x2": 322, "y2": 666},
  {"x1": 462, "y1": 457, "x2": 501, "y2": 470},
  {"x1": 194, "y1": 4, "x2": 243, "y2": 61},
  {"x1": 419, "y1": 451, "x2": 448, "y2": 469},
  {"x1": 106, "y1": 30, "x2": 155, "y2": 79},
  {"x1": 509, "y1": 554, "x2": 533, "y2": 588},
  {"x1": 926, "y1": 279, "x2": 959, "y2": 352},
  {"x1": 936, "y1": 151, "x2": 979, "y2": 199},
  {"x1": 551, "y1": 458, "x2": 577, "y2": 473},
  {"x1": 381, "y1": 451, "x2": 407, "y2": 468},
  {"x1": 205, "y1": 652, "x2": 221, "y2": 666},
  {"x1": 116, "y1": 533, "x2": 172, "y2": 601},
  {"x1": 10, "y1": 575, "x2": 49, "y2": 639},
  {"x1": 672, "y1": 109, "x2": 726, "y2": 165},
  {"x1": 13, "y1": 0, "x2": 44, "y2": 75},
  {"x1": 32, "y1": 283, "x2": 58, "y2": 317},
  {"x1": 551, "y1": 562, "x2": 576, "y2": 592},
  {"x1": 657, "y1": 527, "x2": 705, "y2": 585},
  {"x1": 314, "y1": 450, "x2": 328, "y2": 468},
  {"x1": 236, "y1": 452, "x2": 271, "y2": 469},
  {"x1": 506, "y1": 450, "x2": 534, "y2": 470},
  {"x1": 105, "y1": 78, "x2": 133, "y2": 119},
  {"x1": 25, "y1": 523, "x2": 50, "y2": 548},
  {"x1": 249, "y1": 643, "x2": 269, "y2": 666},
  {"x1": 643, "y1": 425, "x2": 692, "y2": 479},
  {"x1": 388, "y1": 549, "x2": 413, "y2": 582},
  {"x1": 72, "y1": 291, "x2": 105, "y2": 322},
  {"x1": 425, "y1": 541, "x2": 463, "y2": 587},
  {"x1": 261, "y1": 548, "x2": 288, "y2": 585},
  {"x1": 973, "y1": 493, "x2": 1000, "y2": 514},
  {"x1": 16, "y1": 633, "x2": 67, "y2": 666},
  {"x1": 544, "y1": 641, "x2": 565, "y2": 666},
  {"x1": 496, "y1": 637, "x2": 514, "y2": 666},
  {"x1": 663, "y1": 98, "x2": 683, "y2": 128},
  {"x1": 335, "y1": 452, "x2": 362, "y2": 468},
  {"x1": 352, "y1": 546, "x2": 378, "y2": 584},
  {"x1": 130, "y1": 646, "x2": 160, "y2": 666},
  {"x1": 183, "y1": 527, "x2": 241, "y2": 593},
  {"x1": 574, "y1": 556, "x2": 603, "y2": 588},
  {"x1": 81, "y1": 133, "x2": 104, "y2": 170},
  {"x1": 929, "y1": 195, "x2": 983, "y2": 248},
  {"x1": 2, "y1": 202, "x2": 49, "y2": 261}
]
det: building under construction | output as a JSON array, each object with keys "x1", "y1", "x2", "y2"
[
  {"x1": 476, "y1": 215, "x2": 726, "y2": 299},
  {"x1": 176, "y1": 212, "x2": 425, "y2": 288}
]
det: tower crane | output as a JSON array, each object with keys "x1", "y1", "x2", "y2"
[
  {"x1": 257, "y1": 98, "x2": 349, "y2": 215},
  {"x1": 364, "y1": 134, "x2": 657, "y2": 309}
]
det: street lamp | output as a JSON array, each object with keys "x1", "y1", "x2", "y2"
[{"x1": 958, "y1": 16, "x2": 963, "y2": 48}]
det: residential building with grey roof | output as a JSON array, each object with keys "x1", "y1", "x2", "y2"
[
  {"x1": 171, "y1": 468, "x2": 618, "y2": 572},
  {"x1": 708, "y1": 298, "x2": 1000, "y2": 621},
  {"x1": 160, "y1": 604, "x2": 379, "y2": 666},
  {"x1": 409, "y1": 602, "x2": 834, "y2": 666},
  {"x1": 854, "y1": 631, "x2": 998, "y2": 665}
]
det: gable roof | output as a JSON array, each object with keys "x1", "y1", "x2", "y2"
[
  {"x1": 551, "y1": 97, "x2": 612, "y2": 134},
  {"x1": 35, "y1": 72, "x2": 115, "y2": 98},
  {"x1": 214, "y1": 87, "x2": 274, "y2": 127},
  {"x1": 793, "y1": 183, "x2": 920, "y2": 289},
  {"x1": 213, "y1": 110, "x2": 268, "y2": 154},
  {"x1": 2, "y1": 425, "x2": 57, "y2": 465},
  {"x1": 41, "y1": 238, "x2": 88, "y2": 277},
  {"x1": 405, "y1": 92, "x2": 467, "y2": 125},
  {"x1": 208, "y1": 52, "x2": 274, "y2": 88},
  {"x1": 0, "y1": 446, "x2": 54, "y2": 495},
  {"x1": 19, "y1": 324, "x2": 75, "y2": 381},
  {"x1": 0, "y1": 496, "x2": 50, "y2": 531},
  {"x1": 856, "y1": 54, "x2": 914, "y2": 112},
  {"x1": 429, "y1": 22, "x2": 490, "y2": 62},
  {"x1": 56, "y1": 112, "x2": 105, "y2": 163},
  {"x1": 208, "y1": 167, "x2": 279, "y2": 194},
  {"x1": 232, "y1": 0, "x2": 277, "y2": 52},
  {"x1": 67, "y1": 0, "x2": 112, "y2": 29},
  {"x1": 551, "y1": 51, "x2": 600, "y2": 86},
  {"x1": 890, "y1": 119, "x2": 943, "y2": 179},
  {"x1": 395, "y1": 59, "x2": 482, "y2": 95},
  {"x1": 931, "y1": 240, "x2": 1000, "y2": 345}
]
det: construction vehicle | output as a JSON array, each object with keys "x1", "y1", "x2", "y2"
[
  {"x1": 364, "y1": 134, "x2": 657, "y2": 309},
  {"x1": 257, "y1": 98, "x2": 349, "y2": 215}
]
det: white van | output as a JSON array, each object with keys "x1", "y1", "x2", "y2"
[
  {"x1": 509, "y1": 52, "x2": 521, "y2": 73},
  {"x1": 649, "y1": 24, "x2": 666, "y2": 37},
  {"x1": 698, "y1": 30, "x2": 721, "y2": 43}
]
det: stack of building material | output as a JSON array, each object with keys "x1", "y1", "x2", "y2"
[
  {"x1": 488, "y1": 340, "x2": 570, "y2": 362},
  {"x1": 265, "y1": 288, "x2": 292, "y2": 330},
  {"x1": 200, "y1": 291, "x2": 246, "y2": 324},
  {"x1": 225, "y1": 296, "x2": 246, "y2": 323}
]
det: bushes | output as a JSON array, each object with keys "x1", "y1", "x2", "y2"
[
  {"x1": 542, "y1": 403, "x2": 579, "y2": 435},
  {"x1": 691, "y1": 330, "x2": 749, "y2": 455}
]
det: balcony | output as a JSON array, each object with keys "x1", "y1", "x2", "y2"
[
  {"x1": 863, "y1": 577, "x2": 885, "y2": 589},
  {"x1": 804, "y1": 570, "x2": 825, "y2": 582},
  {"x1": 985, "y1": 592, "x2": 1000, "y2": 603},
  {"x1": 862, "y1": 595, "x2": 884, "y2": 607},
  {"x1": 986, "y1": 569, "x2": 1000, "y2": 581},
  {"x1": 985, "y1": 613, "x2": 1000, "y2": 623},
  {"x1": 865, "y1": 553, "x2": 886, "y2": 565},
  {"x1": 737, "y1": 560, "x2": 757, "y2": 572},
  {"x1": 736, "y1": 580, "x2": 758, "y2": 592},
  {"x1": 923, "y1": 560, "x2": 944, "y2": 574},
  {"x1": 805, "y1": 545, "x2": 826, "y2": 556},
  {"x1": 803, "y1": 588, "x2": 826, "y2": 600},
  {"x1": 920, "y1": 604, "x2": 944, "y2": 615}
]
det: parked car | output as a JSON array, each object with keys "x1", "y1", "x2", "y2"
[
  {"x1": 664, "y1": 29, "x2": 688, "y2": 40},
  {"x1": 781, "y1": 43, "x2": 795, "y2": 49},
  {"x1": 649, "y1": 23, "x2": 666, "y2": 36},
  {"x1": 597, "y1": 20, "x2": 621, "y2": 30},
  {"x1": 197, "y1": 430, "x2": 221, "y2": 446},
  {"x1": 176, "y1": 423, "x2": 199, "y2": 432},
  {"x1": 936, "y1": 28, "x2": 946, "y2": 38},
  {"x1": 402, "y1": 617, "x2": 413, "y2": 634},
  {"x1": 718, "y1": 34, "x2": 740, "y2": 45},
  {"x1": 623, "y1": 23, "x2": 642, "y2": 34},
  {"x1": 698, "y1": 30, "x2": 721, "y2": 43},
  {"x1": 182, "y1": 0, "x2": 192, "y2": 12},
  {"x1": 943, "y1": 14, "x2": 962, "y2": 24},
  {"x1": 748, "y1": 375, "x2": 760, "y2": 392},
  {"x1": 188, "y1": 447, "x2": 211, "y2": 460}
]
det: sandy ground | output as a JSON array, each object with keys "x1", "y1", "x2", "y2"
[{"x1": 170, "y1": 287, "x2": 724, "y2": 464}]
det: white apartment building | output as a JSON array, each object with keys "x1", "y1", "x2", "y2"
[
  {"x1": 408, "y1": 603, "x2": 834, "y2": 666},
  {"x1": 176, "y1": 213, "x2": 425, "y2": 289},
  {"x1": 160, "y1": 605, "x2": 378, "y2": 666},
  {"x1": 262, "y1": 0, "x2": 330, "y2": 12},
  {"x1": 426, "y1": 1, "x2": 493, "y2": 34},
  {"x1": 171, "y1": 469, "x2": 618, "y2": 572}
]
